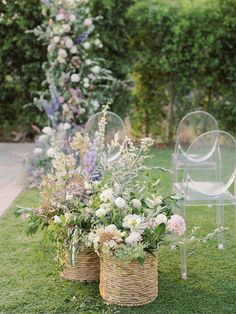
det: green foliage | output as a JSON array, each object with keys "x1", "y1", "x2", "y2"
[
  {"x1": 90, "y1": 0, "x2": 134, "y2": 117},
  {"x1": 129, "y1": 0, "x2": 236, "y2": 142},
  {"x1": 0, "y1": 0, "x2": 47, "y2": 138}
]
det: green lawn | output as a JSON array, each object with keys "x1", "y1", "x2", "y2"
[{"x1": 1, "y1": 149, "x2": 236, "y2": 314}]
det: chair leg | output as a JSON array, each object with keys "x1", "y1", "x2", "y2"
[
  {"x1": 180, "y1": 203, "x2": 187, "y2": 279},
  {"x1": 180, "y1": 235, "x2": 187, "y2": 279},
  {"x1": 216, "y1": 203, "x2": 224, "y2": 250}
]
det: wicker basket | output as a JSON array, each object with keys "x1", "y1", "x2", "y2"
[
  {"x1": 61, "y1": 248, "x2": 100, "y2": 282},
  {"x1": 99, "y1": 253, "x2": 158, "y2": 306}
]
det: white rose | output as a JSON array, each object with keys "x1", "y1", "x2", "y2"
[
  {"x1": 132, "y1": 199, "x2": 142, "y2": 209},
  {"x1": 85, "y1": 59, "x2": 92, "y2": 65},
  {"x1": 33, "y1": 148, "x2": 43, "y2": 155},
  {"x1": 83, "y1": 77, "x2": 89, "y2": 83},
  {"x1": 83, "y1": 42, "x2": 91, "y2": 50},
  {"x1": 62, "y1": 24, "x2": 71, "y2": 33},
  {"x1": 100, "y1": 188, "x2": 114, "y2": 203},
  {"x1": 65, "y1": 37, "x2": 73, "y2": 48},
  {"x1": 63, "y1": 122, "x2": 71, "y2": 130},
  {"x1": 115, "y1": 197, "x2": 126, "y2": 208},
  {"x1": 83, "y1": 18, "x2": 93, "y2": 27},
  {"x1": 54, "y1": 215, "x2": 62, "y2": 224},
  {"x1": 83, "y1": 82, "x2": 89, "y2": 88},
  {"x1": 58, "y1": 48, "x2": 67, "y2": 59},
  {"x1": 91, "y1": 65, "x2": 100, "y2": 74},
  {"x1": 47, "y1": 147, "x2": 56, "y2": 158},
  {"x1": 71, "y1": 74, "x2": 80, "y2": 83},
  {"x1": 155, "y1": 214, "x2": 167, "y2": 225},
  {"x1": 56, "y1": 13, "x2": 65, "y2": 21},
  {"x1": 42, "y1": 126, "x2": 53, "y2": 135},
  {"x1": 95, "y1": 208, "x2": 107, "y2": 218},
  {"x1": 53, "y1": 36, "x2": 60, "y2": 44},
  {"x1": 69, "y1": 14, "x2": 76, "y2": 22},
  {"x1": 70, "y1": 46, "x2": 77, "y2": 54},
  {"x1": 63, "y1": 103, "x2": 69, "y2": 112}
]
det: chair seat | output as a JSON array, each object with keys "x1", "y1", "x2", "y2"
[
  {"x1": 172, "y1": 154, "x2": 216, "y2": 169},
  {"x1": 173, "y1": 181, "x2": 236, "y2": 206}
]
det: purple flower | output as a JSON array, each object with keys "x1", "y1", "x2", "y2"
[{"x1": 76, "y1": 31, "x2": 89, "y2": 44}]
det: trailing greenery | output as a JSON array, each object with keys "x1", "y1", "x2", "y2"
[
  {"x1": 0, "y1": 0, "x2": 46, "y2": 139},
  {"x1": 1, "y1": 149, "x2": 236, "y2": 313},
  {"x1": 129, "y1": 0, "x2": 236, "y2": 142}
]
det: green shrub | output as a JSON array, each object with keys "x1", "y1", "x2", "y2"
[
  {"x1": 90, "y1": 0, "x2": 134, "y2": 117},
  {"x1": 0, "y1": 0, "x2": 46, "y2": 139},
  {"x1": 129, "y1": 0, "x2": 236, "y2": 142}
]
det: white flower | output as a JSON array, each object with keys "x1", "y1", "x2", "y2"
[
  {"x1": 53, "y1": 36, "x2": 60, "y2": 44},
  {"x1": 62, "y1": 24, "x2": 71, "y2": 33},
  {"x1": 83, "y1": 77, "x2": 89, "y2": 83},
  {"x1": 94, "y1": 38, "x2": 103, "y2": 48},
  {"x1": 53, "y1": 215, "x2": 62, "y2": 224},
  {"x1": 70, "y1": 46, "x2": 77, "y2": 54},
  {"x1": 83, "y1": 82, "x2": 89, "y2": 88},
  {"x1": 125, "y1": 231, "x2": 142, "y2": 245},
  {"x1": 132, "y1": 199, "x2": 142, "y2": 209},
  {"x1": 83, "y1": 42, "x2": 91, "y2": 50},
  {"x1": 115, "y1": 197, "x2": 126, "y2": 208},
  {"x1": 95, "y1": 208, "x2": 107, "y2": 218},
  {"x1": 91, "y1": 65, "x2": 100, "y2": 74},
  {"x1": 85, "y1": 59, "x2": 92, "y2": 65},
  {"x1": 42, "y1": 126, "x2": 53, "y2": 135},
  {"x1": 154, "y1": 196, "x2": 163, "y2": 206},
  {"x1": 33, "y1": 148, "x2": 43, "y2": 155},
  {"x1": 56, "y1": 13, "x2": 65, "y2": 21},
  {"x1": 47, "y1": 45, "x2": 52, "y2": 52},
  {"x1": 69, "y1": 14, "x2": 76, "y2": 22},
  {"x1": 123, "y1": 214, "x2": 142, "y2": 230},
  {"x1": 38, "y1": 134, "x2": 47, "y2": 142},
  {"x1": 105, "y1": 224, "x2": 118, "y2": 232},
  {"x1": 155, "y1": 214, "x2": 167, "y2": 225},
  {"x1": 91, "y1": 100, "x2": 99, "y2": 110},
  {"x1": 63, "y1": 122, "x2": 71, "y2": 130},
  {"x1": 84, "y1": 18, "x2": 93, "y2": 27},
  {"x1": 47, "y1": 147, "x2": 56, "y2": 158},
  {"x1": 71, "y1": 74, "x2": 80, "y2": 82},
  {"x1": 100, "y1": 188, "x2": 114, "y2": 203},
  {"x1": 58, "y1": 48, "x2": 67, "y2": 59},
  {"x1": 63, "y1": 103, "x2": 69, "y2": 112},
  {"x1": 65, "y1": 37, "x2": 73, "y2": 48}
]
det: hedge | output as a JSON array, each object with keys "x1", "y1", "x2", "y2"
[{"x1": 0, "y1": 0, "x2": 46, "y2": 139}]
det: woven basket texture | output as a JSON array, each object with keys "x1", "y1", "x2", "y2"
[
  {"x1": 99, "y1": 253, "x2": 158, "y2": 306},
  {"x1": 61, "y1": 248, "x2": 100, "y2": 282}
]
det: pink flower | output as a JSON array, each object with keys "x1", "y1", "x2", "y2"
[
  {"x1": 125, "y1": 231, "x2": 142, "y2": 245},
  {"x1": 167, "y1": 214, "x2": 186, "y2": 236},
  {"x1": 58, "y1": 96, "x2": 65, "y2": 104},
  {"x1": 83, "y1": 18, "x2": 93, "y2": 27},
  {"x1": 35, "y1": 207, "x2": 44, "y2": 216},
  {"x1": 21, "y1": 213, "x2": 30, "y2": 221}
]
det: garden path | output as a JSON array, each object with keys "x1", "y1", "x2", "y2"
[{"x1": 0, "y1": 143, "x2": 34, "y2": 216}]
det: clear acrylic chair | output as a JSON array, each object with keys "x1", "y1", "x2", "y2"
[
  {"x1": 173, "y1": 130, "x2": 236, "y2": 279},
  {"x1": 172, "y1": 111, "x2": 218, "y2": 188},
  {"x1": 84, "y1": 111, "x2": 126, "y2": 163}
]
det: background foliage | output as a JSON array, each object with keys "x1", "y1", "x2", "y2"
[
  {"x1": 1, "y1": 0, "x2": 236, "y2": 142},
  {"x1": 0, "y1": 0, "x2": 46, "y2": 140}
]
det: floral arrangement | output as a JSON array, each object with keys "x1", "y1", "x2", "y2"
[
  {"x1": 88, "y1": 138, "x2": 185, "y2": 264},
  {"x1": 31, "y1": 0, "x2": 118, "y2": 125},
  {"x1": 27, "y1": 123, "x2": 74, "y2": 187}
]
